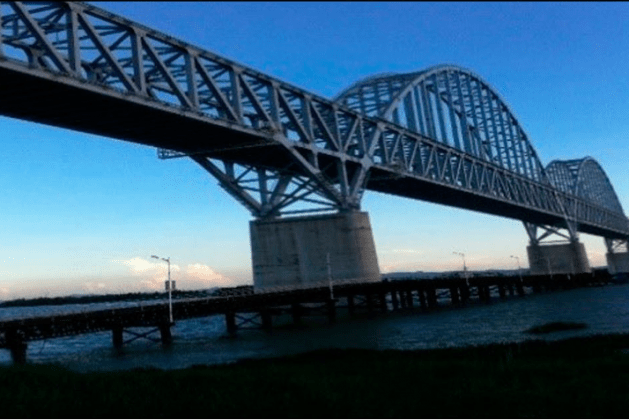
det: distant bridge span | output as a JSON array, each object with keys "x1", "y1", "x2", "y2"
[{"x1": 0, "y1": 2, "x2": 627, "y2": 284}]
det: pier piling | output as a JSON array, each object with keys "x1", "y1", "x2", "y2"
[
  {"x1": 112, "y1": 326, "x2": 124, "y2": 350},
  {"x1": 7, "y1": 330, "x2": 27, "y2": 364},
  {"x1": 225, "y1": 311, "x2": 237, "y2": 335},
  {"x1": 159, "y1": 323, "x2": 172, "y2": 347}
]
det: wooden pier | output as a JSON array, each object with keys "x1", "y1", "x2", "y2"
[{"x1": 0, "y1": 271, "x2": 612, "y2": 363}]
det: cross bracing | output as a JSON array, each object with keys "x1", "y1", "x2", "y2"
[{"x1": 0, "y1": 2, "x2": 627, "y2": 239}]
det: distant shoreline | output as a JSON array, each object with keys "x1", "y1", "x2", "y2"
[{"x1": 0, "y1": 289, "x2": 218, "y2": 308}]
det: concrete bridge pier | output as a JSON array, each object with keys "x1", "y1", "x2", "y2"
[
  {"x1": 250, "y1": 211, "x2": 381, "y2": 292},
  {"x1": 607, "y1": 253, "x2": 629, "y2": 274},
  {"x1": 605, "y1": 239, "x2": 629, "y2": 274},
  {"x1": 527, "y1": 241, "x2": 591, "y2": 275}
]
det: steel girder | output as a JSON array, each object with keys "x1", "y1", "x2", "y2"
[{"x1": 0, "y1": 2, "x2": 626, "y2": 236}]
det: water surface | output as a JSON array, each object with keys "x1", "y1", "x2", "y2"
[{"x1": 1, "y1": 284, "x2": 628, "y2": 372}]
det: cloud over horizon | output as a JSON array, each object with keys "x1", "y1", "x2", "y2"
[{"x1": 119, "y1": 257, "x2": 236, "y2": 291}]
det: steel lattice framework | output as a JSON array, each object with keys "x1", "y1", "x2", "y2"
[{"x1": 0, "y1": 2, "x2": 626, "y2": 242}]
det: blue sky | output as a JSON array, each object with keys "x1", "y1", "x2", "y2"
[{"x1": 0, "y1": 2, "x2": 628, "y2": 298}]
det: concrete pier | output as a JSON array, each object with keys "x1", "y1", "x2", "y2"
[
  {"x1": 606, "y1": 252, "x2": 629, "y2": 274},
  {"x1": 527, "y1": 241, "x2": 591, "y2": 275},
  {"x1": 250, "y1": 211, "x2": 381, "y2": 292}
]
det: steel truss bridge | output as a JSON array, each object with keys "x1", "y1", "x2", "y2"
[{"x1": 0, "y1": 1, "x2": 627, "y2": 253}]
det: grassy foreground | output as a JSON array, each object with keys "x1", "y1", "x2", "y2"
[{"x1": 2, "y1": 334, "x2": 629, "y2": 418}]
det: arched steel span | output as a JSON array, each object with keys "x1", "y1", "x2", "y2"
[
  {"x1": 335, "y1": 65, "x2": 546, "y2": 182},
  {"x1": 0, "y1": 2, "x2": 626, "y2": 240},
  {"x1": 335, "y1": 65, "x2": 628, "y2": 238},
  {"x1": 546, "y1": 157, "x2": 624, "y2": 214}
]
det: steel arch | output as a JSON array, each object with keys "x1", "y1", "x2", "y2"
[
  {"x1": 546, "y1": 157, "x2": 624, "y2": 214},
  {"x1": 335, "y1": 64, "x2": 546, "y2": 182}
]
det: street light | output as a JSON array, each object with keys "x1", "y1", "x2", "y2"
[
  {"x1": 510, "y1": 255, "x2": 523, "y2": 283},
  {"x1": 453, "y1": 252, "x2": 469, "y2": 284},
  {"x1": 151, "y1": 255, "x2": 173, "y2": 324}
]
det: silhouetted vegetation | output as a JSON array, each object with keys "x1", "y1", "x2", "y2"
[
  {"x1": 0, "y1": 289, "x2": 218, "y2": 308},
  {"x1": 2, "y1": 333, "x2": 629, "y2": 417}
]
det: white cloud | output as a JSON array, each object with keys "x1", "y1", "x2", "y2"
[
  {"x1": 117, "y1": 257, "x2": 181, "y2": 291},
  {"x1": 382, "y1": 249, "x2": 425, "y2": 255},
  {"x1": 118, "y1": 257, "x2": 236, "y2": 291},
  {"x1": 83, "y1": 282, "x2": 108, "y2": 293},
  {"x1": 185, "y1": 263, "x2": 236, "y2": 288}
]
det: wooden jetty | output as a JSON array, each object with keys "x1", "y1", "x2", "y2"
[{"x1": 0, "y1": 271, "x2": 613, "y2": 363}]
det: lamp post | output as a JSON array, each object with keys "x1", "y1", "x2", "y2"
[
  {"x1": 453, "y1": 252, "x2": 469, "y2": 284},
  {"x1": 151, "y1": 255, "x2": 173, "y2": 324},
  {"x1": 510, "y1": 255, "x2": 523, "y2": 283}
]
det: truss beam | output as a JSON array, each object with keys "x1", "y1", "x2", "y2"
[{"x1": 0, "y1": 2, "x2": 626, "y2": 233}]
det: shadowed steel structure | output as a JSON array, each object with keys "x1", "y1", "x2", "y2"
[
  {"x1": 0, "y1": 2, "x2": 626, "y2": 261},
  {"x1": 334, "y1": 67, "x2": 628, "y2": 242}
]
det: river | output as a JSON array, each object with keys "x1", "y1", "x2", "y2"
[{"x1": 1, "y1": 283, "x2": 628, "y2": 372}]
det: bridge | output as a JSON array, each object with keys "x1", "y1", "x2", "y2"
[
  {"x1": 0, "y1": 1, "x2": 628, "y2": 290},
  {"x1": 0, "y1": 272, "x2": 613, "y2": 363}
]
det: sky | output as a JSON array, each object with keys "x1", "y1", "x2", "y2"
[{"x1": 0, "y1": 2, "x2": 628, "y2": 299}]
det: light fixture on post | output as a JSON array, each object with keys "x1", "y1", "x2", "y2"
[
  {"x1": 453, "y1": 251, "x2": 469, "y2": 284},
  {"x1": 510, "y1": 255, "x2": 523, "y2": 283},
  {"x1": 151, "y1": 255, "x2": 174, "y2": 324}
]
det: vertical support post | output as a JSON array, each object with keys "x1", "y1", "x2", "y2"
[
  {"x1": 516, "y1": 279, "x2": 525, "y2": 296},
  {"x1": 225, "y1": 311, "x2": 237, "y2": 335},
  {"x1": 378, "y1": 291, "x2": 388, "y2": 312},
  {"x1": 260, "y1": 309, "x2": 273, "y2": 332},
  {"x1": 7, "y1": 329, "x2": 27, "y2": 364},
  {"x1": 379, "y1": 291, "x2": 388, "y2": 313},
  {"x1": 449, "y1": 286, "x2": 460, "y2": 305},
  {"x1": 327, "y1": 299, "x2": 336, "y2": 324},
  {"x1": 399, "y1": 290, "x2": 407, "y2": 309},
  {"x1": 347, "y1": 294, "x2": 355, "y2": 315},
  {"x1": 159, "y1": 322, "x2": 172, "y2": 347},
  {"x1": 460, "y1": 284, "x2": 470, "y2": 304},
  {"x1": 482, "y1": 285, "x2": 491, "y2": 303},
  {"x1": 532, "y1": 278, "x2": 542, "y2": 293},
  {"x1": 391, "y1": 288, "x2": 399, "y2": 310},
  {"x1": 427, "y1": 287, "x2": 437, "y2": 308},
  {"x1": 112, "y1": 326, "x2": 124, "y2": 350},
  {"x1": 498, "y1": 283, "x2": 506, "y2": 299},
  {"x1": 507, "y1": 281, "x2": 515, "y2": 296},
  {"x1": 406, "y1": 289, "x2": 414, "y2": 308},
  {"x1": 418, "y1": 288, "x2": 427, "y2": 309}
]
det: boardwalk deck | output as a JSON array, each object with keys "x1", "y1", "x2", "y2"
[{"x1": 0, "y1": 272, "x2": 611, "y2": 363}]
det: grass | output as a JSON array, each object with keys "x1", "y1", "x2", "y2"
[
  {"x1": 2, "y1": 334, "x2": 629, "y2": 418},
  {"x1": 525, "y1": 321, "x2": 588, "y2": 334}
]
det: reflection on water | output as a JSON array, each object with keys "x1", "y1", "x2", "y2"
[{"x1": 1, "y1": 284, "x2": 628, "y2": 372}]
